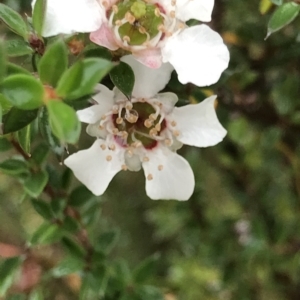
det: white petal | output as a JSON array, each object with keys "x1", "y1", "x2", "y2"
[
  {"x1": 142, "y1": 146, "x2": 194, "y2": 200},
  {"x1": 120, "y1": 55, "x2": 173, "y2": 98},
  {"x1": 77, "y1": 106, "x2": 104, "y2": 124},
  {"x1": 125, "y1": 151, "x2": 142, "y2": 171},
  {"x1": 93, "y1": 84, "x2": 114, "y2": 104},
  {"x1": 86, "y1": 124, "x2": 107, "y2": 139},
  {"x1": 162, "y1": 25, "x2": 230, "y2": 87},
  {"x1": 157, "y1": 92, "x2": 178, "y2": 114},
  {"x1": 175, "y1": 0, "x2": 214, "y2": 22},
  {"x1": 171, "y1": 95, "x2": 227, "y2": 147},
  {"x1": 32, "y1": 0, "x2": 103, "y2": 37},
  {"x1": 64, "y1": 139, "x2": 124, "y2": 196}
]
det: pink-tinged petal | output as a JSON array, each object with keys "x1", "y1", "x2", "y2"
[
  {"x1": 171, "y1": 95, "x2": 227, "y2": 147},
  {"x1": 175, "y1": 0, "x2": 214, "y2": 22},
  {"x1": 90, "y1": 23, "x2": 119, "y2": 50},
  {"x1": 162, "y1": 25, "x2": 229, "y2": 87},
  {"x1": 142, "y1": 146, "x2": 194, "y2": 200},
  {"x1": 121, "y1": 55, "x2": 173, "y2": 98},
  {"x1": 32, "y1": 0, "x2": 103, "y2": 37},
  {"x1": 133, "y1": 48, "x2": 163, "y2": 69},
  {"x1": 64, "y1": 139, "x2": 124, "y2": 196}
]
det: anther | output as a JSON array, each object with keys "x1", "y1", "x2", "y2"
[
  {"x1": 100, "y1": 144, "x2": 106, "y2": 150},
  {"x1": 122, "y1": 164, "x2": 128, "y2": 171},
  {"x1": 171, "y1": 120, "x2": 177, "y2": 127},
  {"x1": 144, "y1": 119, "x2": 153, "y2": 128},
  {"x1": 112, "y1": 105, "x2": 119, "y2": 114},
  {"x1": 147, "y1": 174, "x2": 153, "y2": 180},
  {"x1": 101, "y1": 115, "x2": 107, "y2": 120},
  {"x1": 112, "y1": 5, "x2": 118, "y2": 13},
  {"x1": 106, "y1": 155, "x2": 112, "y2": 161},
  {"x1": 143, "y1": 156, "x2": 150, "y2": 162},
  {"x1": 149, "y1": 128, "x2": 158, "y2": 137},
  {"x1": 112, "y1": 128, "x2": 119, "y2": 134},
  {"x1": 155, "y1": 124, "x2": 161, "y2": 131},
  {"x1": 127, "y1": 149, "x2": 133, "y2": 157},
  {"x1": 109, "y1": 144, "x2": 116, "y2": 151},
  {"x1": 165, "y1": 32, "x2": 173, "y2": 37},
  {"x1": 154, "y1": 7, "x2": 161, "y2": 17},
  {"x1": 116, "y1": 117, "x2": 123, "y2": 124},
  {"x1": 102, "y1": 0, "x2": 109, "y2": 8},
  {"x1": 170, "y1": 11, "x2": 176, "y2": 18},
  {"x1": 158, "y1": 165, "x2": 164, "y2": 171},
  {"x1": 125, "y1": 12, "x2": 135, "y2": 24},
  {"x1": 125, "y1": 110, "x2": 139, "y2": 123},
  {"x1": 164, "y1": 138, "x2": 172, "y2": 146},
  {"x1": 123, "y1": 35, "x2": 131, "y2": 43},
  {"x1": 115, "y1": 20, "x2": 122, "y2": 26},
  {"x1": 139, "y1": 27, "x2": 147, "y2": 34},
  {"x1": 171, "y1": 0, "x2": 176, "y2": 5},
  {"x1": 125, "y1": 102, "x2": 133, "y2": 110},
  {"x1": 149, "y1": 114, "x2": 157, "y2": 121},
  {"x1": 157, "y1": 24, "x2": 166, "y2": 32},
  {"x1": 173, "y1": 130, "x2": 180, "y2": 137}
]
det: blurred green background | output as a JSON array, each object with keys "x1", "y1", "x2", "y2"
[{"x1": 1, "y1": 0, "x2": 300, "y2": 299}]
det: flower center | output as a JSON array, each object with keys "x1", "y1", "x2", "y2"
[
  {"x1": 111, "y1": 0, "x2": 164, "y2": 46},
  {"x1": 112, "y1": 100, "x2": 166, "y2": 149}
]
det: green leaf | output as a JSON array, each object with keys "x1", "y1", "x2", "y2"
[
  {"x1": 28, "y1": 289, "x2": 44, "y2": 300},
  {"x1": 30, "y1": 223, "x2": 62, "y2": 245},
  {"x1": 96, "y1": 231, "x2": 119, "y2": 253},
  {"x1": 0, "y1": 93, "x2": 12, "y2": 115},
  {"x1": 24, "y1": 170, "x2": 49, "y2": 198},
  {"x1": 0, "y1": 137, "x2": 12, "y2": 152},
  {"x1": 0, "y1": 257, "x2": 22, "y2": 297},
  {"x1": 62, "y1": 216, "x2": 80, "y2": 233},
  {"x1": 110, "y1": 61, "x2": 134, "y2": 99},
  {"x1": 135, "y1": 286, "x2": 164, "y2": 300},
  {"x1": 270, "y1": 0, "x2": 283, "y2": 5},
  {"x1": 7, "y1": 63, "x2": 31, "y2": 76},
  {"x1": 267, "y1": 2, "x2": 300, "y2": 38},
  {"x1": 69, "y1": 186, "x2": 96, "y2": 207},
  {"x1": 0, "y1": 3, "x2": 29, "y2": 38},
  {"x1": 3, "y1": 107, "x2": 38, "y2": 134},
  {"x1": 32, "y1": 0, "x2": 47, "y2": 36},
  {"x1": 0, "y1": 40, "x2": 6, "y2": 83},
  {"x1": 38, "y1": 39, "x2": 68, "y2": 87},
  {"x1": 2, "y1": 74, "x2": 44, "y2": 110},
  {"x1": 56, "y1": 58, "x2": 113, "y2": 99},
  {"x1": 38, "y1": 107, "x2": 64, "y2": 156},
  {"x1": 5, "y1": 39, "x2": 33, "y2": 57},
  {"x1": 61, "y1": 237, "x2": 85, "y2": 259},
  {"x1": 51, "y1": 257, "x2": 85, "y2": 278},
  {"x1": 133, "y1": 254, "x2": 160, "y2": 284},
  {"x1": 31, "y1": 143, "x2": 50, "y2": 165},
  {"x1": 0, "y1": 159, "x2": 28, "y2": 175},
  {"x1": 50, "y1": 197, "x2": 67, "y2": 216},
  {"x1": 56, "y1": 61, "x2": 83, "y2": 98},
  {"x1": 31, "y1": 199, "x2": 54, "y2": 220},
  {"x1": 17, "y1": 124, "x2": 31, "y2": 155},
  {"x1": 85, "y1": 265, "x2": 107, "y2": 293},
  {"x1": 46, "y1": 101, "x2": 81, "y2": 144}
]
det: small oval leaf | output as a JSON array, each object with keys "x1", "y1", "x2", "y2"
[
  {"x1": 2, "y1": 74, "x2": 44, "y2": 110},
  {"x1": 109, "y1": 61, "x2": 135, "y2": 99}
]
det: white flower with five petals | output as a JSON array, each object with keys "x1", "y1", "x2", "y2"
[
  {"x1": 32, "y1": 0, "x2": 229, "y2": 87},
  {"x1": 64, "y1": 56, "x2": 227, "y2": 200}
]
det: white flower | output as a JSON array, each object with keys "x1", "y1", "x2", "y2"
[
  {"x1": 64, "y1": 55, "x2": 227, "y2": 200},
  {"x1": 33, "y1": 0, "x2": 229, "y2": 87}
]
